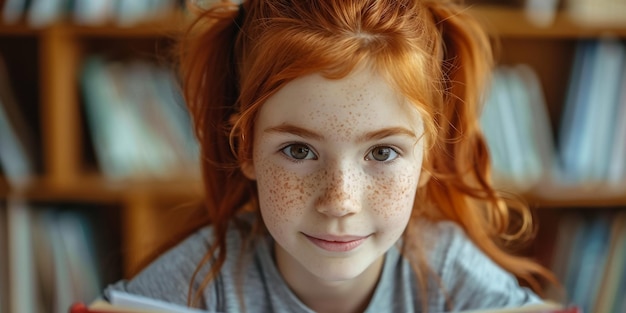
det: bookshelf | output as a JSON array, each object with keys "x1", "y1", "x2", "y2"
[
  {"x1": 470, "y1": 5, "x2": 626, "y2": 313},
  {"x1": 470, "y1": 6, "x2": 626, "y2": 38},
  {"x1": 0, "y1": 3, "x2": 625, "y2": 313},
  {"x1": 0, "y1": 7, "x2": 205, "y2": 312}
]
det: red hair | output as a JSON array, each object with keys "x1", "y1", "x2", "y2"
[{"x1": 177, "y1": 0, "x2": 554, "y2": 308}]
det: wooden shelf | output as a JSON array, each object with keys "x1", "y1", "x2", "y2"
[
  {"x1": 524, "y1": 184, "x2": 626, "y2": 208},
  {"x1": 0, "y1": 13, "x2": 188, "y2": 38},
  {"x1": 2, "y1": 7, "x2": 626, "y2": 39},
  {"x1": 525, "y1": 194, "x2": 626, "y2": 209},
  {"x1": 0, "y1": 22, "x2": 40, "y2": 36},
  {"x1": 0, "y1": 175, "x2": 203, "y2": 203},
  {"x1": 68, "y1": 13, "x2": 188, "y2": 38},
  {"x1": 470, "y1": 6, "x2": 626, "y2": 38}
]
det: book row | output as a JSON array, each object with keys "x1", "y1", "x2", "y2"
[
  {"x1": 3, "y1": 41, "x2": 626, "y2": 193},
  {"x1": 542, "y1": 210, "x2": 626, "y2": 313},
  {"x1": 3, "y1": 41, "x2": 626, "y2": 189},
  {"x1": 0, "y1": 53, "x2": 201, "y2": 186},
  {"x1": 2, "y1": 200, "x2": 607, "y2": 313},
  {"x1": 2, "y1": 0, "x2": 184, "y2": 27},
  {"x1": 0, "y1": 198, "x2": 121, "y2": 313},
  {"x1": 81, "y1": 56, "x2": 200, "y2": 181},
  {"x1": 481, "y1": 38, "x2": 626, "y2": 196}
]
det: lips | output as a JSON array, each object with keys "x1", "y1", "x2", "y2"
[{"x1": 304, "y1": 233, "x2": 369, "y2": 252}]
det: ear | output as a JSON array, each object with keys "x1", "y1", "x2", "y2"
[
  {"x1": 418, "y1": 170, "x2": 431, "y2": 188},
  {"x1": 240, "y1": 161, "x2": 256, "y2": 180}
]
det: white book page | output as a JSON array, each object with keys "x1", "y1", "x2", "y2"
[
  {"x1": 108, "y1": 290, "x2": 212, "y2": 313},
  {"x1": 459, "y1": 302, "x2": 563, "y2": 313}
]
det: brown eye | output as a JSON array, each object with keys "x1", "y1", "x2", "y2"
[
  {"x1": 367, "y1": 146, "x2": 398, "y2": 162},
  {"x1": 282, "y1": 144, "x2": 316, "y2": 160}
]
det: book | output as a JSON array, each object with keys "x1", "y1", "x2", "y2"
[
  {"x1": 461, "y1": 304, "x2": 578, "y2": 313},
  {"x1": 26, "y1": 0, "x2": 67, "y2": 27},
  {"x1": 606, "y1": 58, "x2": 626, "y2": 186},
  {"x1": 26, "y1": 204, "x2": 116, "y2": 313},
  {"x1": 558, "y1": 40, "x2": 595, "y2": 184},
  {"x1": 480, "y1": 67, "x2": 508, "y2": 184},
  {"x1": 40, "y1": 208, "x2": 75, "y2": 313},
  {"x1": 81, "y1": 56, "x2": 198, "y2": 180},
  {"x1": 498, "y1": 66, "x2": 530, "y2": 189},
  {"x1": 523, "y1": 0, "x2": 559, "y2": 27},
  {"x1": 0, "y1": 201, "x2": 8, "y2": 313},
  {"x1": 118, "y1": 60, "x2": 187, "y2": 179},
  {"x1": 149, "y1": 64, "x2": 200, "y2": 175},
  {"x1": 73, "y1": 0, "x2": 115, "y2": 25},
  {"x1": 564, "y1": 0, "x2": 626, "y2": 27},
  {"x1": 70, "y1": 290, "x2": 576, "y2": 313},
  {"x1": 56, "y1": 210, "x2": 102, "y2": 310},
  {"x1": 559, "y1": 38, "x2": 626, "y2": 185},
  {"x1": 2, "y1": 0, "x2": 29, "y2": 23},
  {"x1": 71, "y1": 290, "x2": 209, "y2": 313},
  {"x1": 114, "y1": 0, "x2": 152, "y2": 26},
  {"x1": 545, "y1": 213, "x2": 586, "y2": 302},
  {"x1": 115, "y1": 0, "x2": 178, "y2": 26},
  {"x1": 480, "y1": 64, "x2": 556, "y2": 193},
  {"x1": 609, "y1": 247, "x2": 626, "y2": 313},
  {"x1": 30, "y1": 208, "x2": 58, "y2": 311},
  {"x1": 580, "y1": 38, "x2": 624, "y2": 183},
  {"x1": 593, "y1": 212, "x2": 626, "y2": 313},
  {"x1": 568, "y1": 215, "x2": 613, "y2": 313},
  {"x1": 7, "y1": 196, "x2": 42, "y2": 313},
  {"x1": 503, "y1": 65, "x2": 545, "y2": 188},
  {"x1": 0, "y1": 53, "x2": 35, "y2": 188},
  {"x1": 81, "y1": 56, "x2": 145, "y2": 179},
  {"x1": 513, "y1": 64, "x2": 557, "y2": 181},
  {"x1": 482, "y1": 66, "x2": 529, "y2": 191}
]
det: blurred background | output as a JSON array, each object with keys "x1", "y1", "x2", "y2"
[{"x1": 0, "y1": 0, "x2": 625, "y2": 312}]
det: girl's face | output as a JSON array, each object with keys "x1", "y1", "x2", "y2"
[{"x1": 243, "y1": 67, "x2": 425, "y2": 287}]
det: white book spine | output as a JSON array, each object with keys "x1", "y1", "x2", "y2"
[
  {"x1": 7, "y1": 197, "x2": 37, "y2": 313},
  {"x1": 584, "y1": 39, "x2": 625, "y2": 182}
]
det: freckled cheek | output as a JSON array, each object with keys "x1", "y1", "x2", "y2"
[
  {"x1": 366, "y1": 172, "x2": 419, "y2": 221},
  {"x1": 255, "y1": 161, "x2": 312, "y2": 227}
]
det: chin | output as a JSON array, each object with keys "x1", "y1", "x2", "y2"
[{"x1": 305, "y1": 258, "x2": 375, "y2": 283}]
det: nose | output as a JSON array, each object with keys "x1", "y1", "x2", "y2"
[{"x1": 315, "y1": 165, "x2": 361, "y2": 217}]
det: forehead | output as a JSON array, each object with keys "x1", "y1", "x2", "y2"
[{"x1": 256, "y1": 67, "x2": 423, "y2": 139}]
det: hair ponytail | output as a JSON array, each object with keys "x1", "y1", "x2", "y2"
[
  {"x1": 177, "y1": 2, "x2": 254, "y2": 307},
  {"x1": 421, "y1": 0, "x2": 555, "y2": 295}
]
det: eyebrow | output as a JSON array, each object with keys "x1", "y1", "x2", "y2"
[
  {"x1": 358, "y1": 127, "x2": 418, "y2": 142},
  {"x1": 264, "y1": 124, "x2": 417, "y2": 142},
  {"x1": 264, "y1": 124, "x2": 325, "y2": 141}
]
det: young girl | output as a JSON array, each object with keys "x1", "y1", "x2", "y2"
[{"x1": 104, "y1": 0, "x2": 555, "y2": 312}]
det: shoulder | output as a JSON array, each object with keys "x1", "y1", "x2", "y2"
[
  {"x1": 103, "y1": 224, "x2": 246, "y2": 307},
  {"x1": 417, "y1": 219, "x2": 468, "y2": 269},
  {"x1": 419, "y1": 220, "x2": 543, "y2": 310}
]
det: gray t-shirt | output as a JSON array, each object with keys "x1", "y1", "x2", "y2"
[{"x1": 104, "y1": 220, "x2": 542, "y2": 312}]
